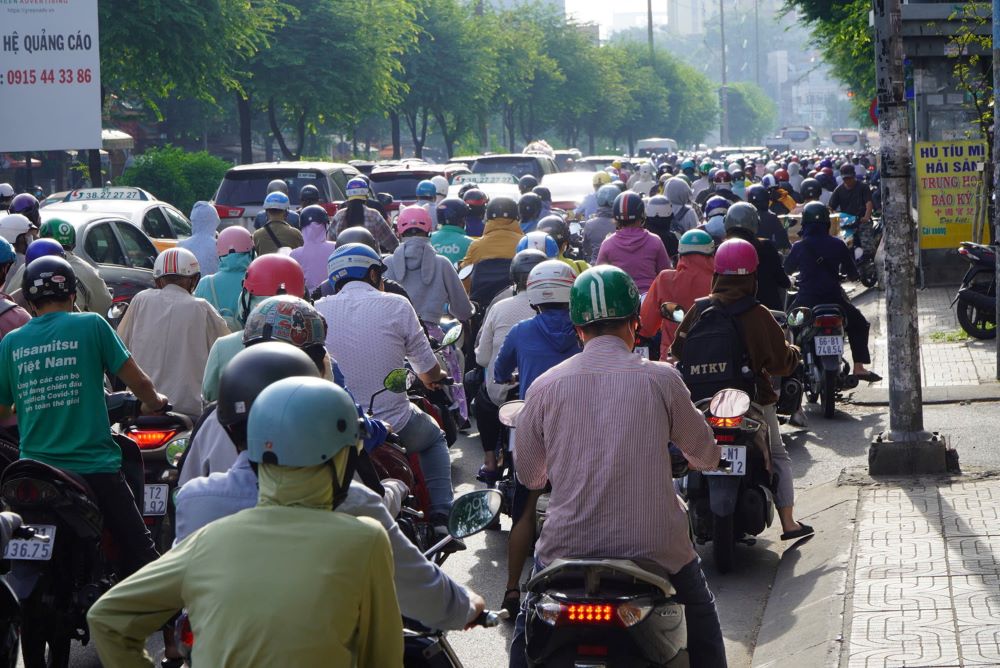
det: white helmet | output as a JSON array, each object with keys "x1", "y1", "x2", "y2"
[
  {"x1": 526, "y1": 260, "x2": 576, "y2": 307},
  {"x1": 0, "y1": 184, "x2": 14, "y2": 198},
  {"x1": 644, "y1": 195, "x2": 672, "y2": 219},
  {"x1": 431, "y1": 175, "x2": 450, "y2": 197},
  {"x1": 0, "y1": 213, "x2": 33, "y2": 243},
  {"x1": 639, "y1": 162, "x2": 654, "y2": 177},
  {"x1": 153, "y1": 247, "x2": 201, "y2": 278}
]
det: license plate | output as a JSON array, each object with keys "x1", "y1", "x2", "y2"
[
  {"x1": 144, "y1": 484, "x2": 169, "y2": 516},
  {"x1": 814, "y1": 335, "x2": 844, "y2": 356},
  {"x1": 4, "y1": 525, "x2": 56, "y2": 561},
  {"x1": 634, "y1": 346, "x2": 649, "y2": 359},
  {"x1": 704, "y1": 446, "x2": 747, "y2": 477}
]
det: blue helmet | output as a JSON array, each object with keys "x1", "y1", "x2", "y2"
[
  {"x1": 327, "y1": 242, "x2": 384, "y2": 289},
  {"x1": 416, "y1": 180, "x2": 437, "y2": 199},
  {"x1": 516, "y1": 231, "x2": 559, "y2": 258},
  {"x1": 25, "y1": 238, "x2": 66, "y2": 264},
  {"x1": 681, "y1": 159, "x2": 696, "y2": 171},
  {"x1": 596, "y1": 184, "x2": 620, "y2": 208},
  {"x1": 0, "y1": 237, "x2": 14, "y2": 264},
  {"x1": 263, "y1": 191, "x2": 290, "y2": 211},
  {"x1": 299, "y1": 204, "x2": 330, "y2": 228}
]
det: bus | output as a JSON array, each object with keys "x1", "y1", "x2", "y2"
[
  {"x1": 778, "y1": 126, "x2": 820, "y2": 151},
  {"x1": 829, "y1": 129, "x2": 869, "y2": 151},
  {"x1": 635, "y1": 137, "x2": 678, "y2": 157}
]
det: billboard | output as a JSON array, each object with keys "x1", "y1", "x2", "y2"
[{"x1": 914, "y1": 140, "x2": 986, "y2": 250}]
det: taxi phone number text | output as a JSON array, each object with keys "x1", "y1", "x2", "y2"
[{"x1": 2, "y1": 69, "x2": 94, "y2": 86}]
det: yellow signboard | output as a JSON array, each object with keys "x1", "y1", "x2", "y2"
[{"x1": 914, "y1": 140, "x2": 986, "y2": 249}]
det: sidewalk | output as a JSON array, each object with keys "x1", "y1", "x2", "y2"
[
  {"x1": 752, "y1": 472, "x2": 1000, "y2": 667},
  {"x1": 849, "y1": 286, "x2": 1000, "y2": 404}
]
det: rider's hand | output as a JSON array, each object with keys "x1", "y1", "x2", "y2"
[
  {"x1": 419, "y1": 368, "x2": 448, "y2": 391},
  {"x1": 464, "y1": 593, "x2": 487, "y2": 629},
  {"x1": 140, "y1": 393, "x2": 169, "y2": 415},
  {"x1": 381, "y1": 479, "x2": 409, "y2": 518},
  {"x1": 0, "y1": 512, "x2": 22, "y2": 545}
]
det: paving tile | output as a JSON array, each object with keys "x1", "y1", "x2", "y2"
[
  {"x1": 946, "y1": 536, "x2": 1000, "y2": 576},
  {"x1": 857, "y1": 516, "x2": 939, "y2": 542},
  {"x1": 848, "y1": 609, "x2": 959, "y2": 667},
  {"x1": 851, "y1": 577, "x2": 953, "y2": 612},
  {"x1": 959, "y1": 624, "x2": 1000, "y2": 665},
  {"x1": 952, "y1": 574, "x2": 1000, "y2": 626}
]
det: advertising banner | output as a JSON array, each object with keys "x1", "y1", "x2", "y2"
[
  {"x1": 914, "y1": 140, "x2": 986, "y2": 250},
  {"x1": 0, "y1": 0, "x2": 102, "y2": 152}
]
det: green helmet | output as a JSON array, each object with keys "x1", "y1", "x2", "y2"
[
  {"x1": 570, "y1": 265, "x2": 640, "y2": 326},
  {"x1": 39, "y1": 218, "x2": 76, "y2": 249},
  {"x1": 678, "y1": 229, "x2": 715, "y2": 256},
  {"x1": 247, "y1": 377, "x2": 362, "y2": 467},
  {"x1": 801, "y1": 201, "x2": 831, "y2": 230}
]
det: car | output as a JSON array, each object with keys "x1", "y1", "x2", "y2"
[
  {"x1": 447, "y1": 173, "x2": 520, "y2": 203},
  {"x1": 44, "y1": 187, "x2": 192, "y2": 252},
  {"x1": 577, "y1": 155, "x2": 630, "y2": 172},
  {"x1": 368, "y1": 163, "x2": 446, "y2": 211},
  {"x1": 38, "y1": 208, "x2": 159, "y2": 305},
  {"x1": 38, "y1": 191, "x2": 70, "y2": 209},
  {"x1": 470, "y1": 153, "x2": 559, "y2": 181},
  {"x1": 212, "y1": 161, "x2": 361, "y2": 230},
  {"x1": 540, "y1": 172, "x2": 595, "y2": 214}
]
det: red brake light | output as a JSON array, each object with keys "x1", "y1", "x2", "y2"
[
  {"x1": 126, "y1": 429, "x2": 178, "y2": 449},
  {"x1": 813, "y1": 315, "x2": 842, "y2": 328},
  {"x1": 715, "y1": 434, "x2": 736, "y2": 443},
  {"x1": 565, "y1": 604, "x2": 614, "y2": 624},
  {"x1": 215, "y1": 205, "x2": 244, "y2": 219},
  {"x1": 708, "y1": 416, "x2": 743, "y2": 428}
]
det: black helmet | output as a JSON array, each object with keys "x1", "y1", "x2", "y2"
[
  {"x1": 537, "y1": 215, "x2": 569, "y2": 247},
  {"x1": 462, "y1": 188, "x2": 488, "y2": 217},
  {"x1": 801, "y1": 201, "x2": 831, "y2": 230},
  {"x1": 299, "y1": 184, "x2": 321, "y2": 206},
  {"x1": 436, "y1": 198, "x2": 471, "y2": 229},
  {"x1": 723, "y1": 202, "x2": 760, "y2": 235},
  {"x1": 517, "y1": 174, "x2": 539, "y2": 194},
  {"x1": 23, "y1": 256, "x2": 76, "y2": 302},
  {"x1": 299, "y1": 204, "x2": 330, "y2": 228},
  {"x1": 518, "y1": 193, "x2": 542, "y2": 222},
  {"x1": 746, "y1": 184, "x2": 769, "y2": 210},
  {"x1": 532, "y1": 185, "x2": 552, "y2": 203},
  {"x1": 612, "y1": 191, "x2": 644, "y2": 224},
  {"x1": 216, "y1": 342, "x2": 321, "y2": 429},
  {"x1": 335, "y1": 225, "x2": 377, "y2": 251},
  {"x1": 509, "y1": 249, "x2": 548, "y2": 291},
  {"x1": 800, "y1": 178, "x2": 822, "y2": 201},
  {"x1": 486, "y1": 196, "x2": 518, "y2": 221}
]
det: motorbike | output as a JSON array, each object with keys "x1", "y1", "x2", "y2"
[
  {"x1": 787, "y1": 305, "x2": 858, "y2": 419},
  {"x1": 415, "y1": 324, "x2": 464, "y2": 447},
  {"x1": 839, "y1": 214, "x2": 881, "y2": 289},
  {"x1": 952, "y1": 241, "x2": 997, "y2": 339},
  {"x1": 769, "y1": 309, "x2": 805, "y2": 423},
  {"x1": 682, "y1": 388, "x2": 774, "y2": 574}
]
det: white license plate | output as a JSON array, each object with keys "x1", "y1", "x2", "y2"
[
  {"x1": 634, "y1": 346, "x2": 649, "y2": 359},
  {"x1": 814, "y1": 335, "x2": 844, "y2": 356},
  {"x1": 4, "y1": 525, "x2": 56, "y2": 561},
  {"x1": 144, "y1": 484, "x2": 169, "y2": 516},
  {"x1": 704, "y1": 446, "x2": 747, "y2": 477}
]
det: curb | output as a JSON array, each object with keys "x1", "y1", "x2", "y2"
[{"x1": 849, "y1": 382, "x2": 1000, "y2": 406}]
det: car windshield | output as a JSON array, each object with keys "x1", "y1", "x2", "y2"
[
  {"x1": 472, "y1": 157, "x2": 542, "y2": 179},
  {"x1": 368, "y1": 174, "x2": 439, "y2": 200},
  {"x1": 215, "y1": 170, "x2": 331, "y2": 206}
]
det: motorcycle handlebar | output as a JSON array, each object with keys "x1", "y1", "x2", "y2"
[{"x1": 473, "y1": 609, "x2": 510, "y2": 627}]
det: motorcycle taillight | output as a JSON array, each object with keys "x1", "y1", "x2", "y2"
[
  {"x1": 535, "y1": 595, "x2": 653, "y2": 628},
  {"x1": 2, "y1": 479, "x2": 59, "y2": 506},
  {"x1": 813, "y1": 315, "x2": 842, "y2": 328},
  {"x1": 125, "y1": 428, "x2": 178, "y2": 449}
]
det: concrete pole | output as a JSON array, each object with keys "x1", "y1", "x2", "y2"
[
  {"x1": 754, "y1": 0, "x2": 761, "y2": 86},
  {"x1": 993, "y1": 0, "x2": 1000, "y2": 380},
  {"x1": 647, "y1": 0, "x2": 655, "y2": 65},
  {"x1": 719, "y1": 0, "x2": 729, "y2": 145}
]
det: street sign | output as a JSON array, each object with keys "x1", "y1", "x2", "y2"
[
  {"x1": 0, "y1": 0, "x2": 102, "y2": 152},
  {"x1": 914, "y1": 140, "x2": 987, "y2": 249},
  {"x1": 869, "y1": 98, "x2": 879, "y2": 126}
]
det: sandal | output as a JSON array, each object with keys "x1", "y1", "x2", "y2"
[
  {"x1": 501, "y1": 588, "x2": 521, "y2": 618},
  {"x1": 781, "y1": 522, "x2": 815, "y2": 541},
  {"x1": 476, "y1": 465, "x2": 500, "y2": 485},
  {"x1": 853, "y1": 371, "x2": 882, "y2": 383}
]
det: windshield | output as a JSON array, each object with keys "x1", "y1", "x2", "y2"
[
  {"x1": 782, "y1": 130, "x2": 812, "y2": 142},
  {"x1": 214, "y1": 170, "x2": 331, "y2": 206},
  {"x1": 831, "y1": 133, "x2": 860, "y2": 146},
  {"x1": 472, "y1": 157, "x2": 542, "y2": 179},
  {"x1": 368, "y1": 174, "x2": 439, "y2": 200}
]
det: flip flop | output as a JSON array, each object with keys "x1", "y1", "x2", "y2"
[
  {"x1": 781, "y1": 523, "x2": 814, "y2": 541},
  {"x1": 853, "y1": 371, "x2": 882, "y2": 383}
]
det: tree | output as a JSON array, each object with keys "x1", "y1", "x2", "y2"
[{"x1": 727, "y1": 81, "x2": 777, "y2": 144}]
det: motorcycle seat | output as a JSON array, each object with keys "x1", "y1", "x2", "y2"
[
  {"x1": 526, "y1": 558, "x2": 677, "y2": 598},
  {"x1": 2, "y1": 458, "x2": 96, "y2": 500},
  {"x1": 812, "y1": 303, "x2": 845, "y2": 323}
]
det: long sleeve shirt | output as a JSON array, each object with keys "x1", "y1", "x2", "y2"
[{"x1": 514, "y1": 335, "x2": 721, "y2": 575}]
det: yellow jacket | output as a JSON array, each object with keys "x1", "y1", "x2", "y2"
[{"x1": 460, "y1": 218, "x2": 523, "y2": 267}]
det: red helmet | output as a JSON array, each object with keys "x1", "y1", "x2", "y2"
[
  {"x1": 396, "y1": 205, "x2": 433, "y2": 236},
  {"x1": 713, "y1": 170, "x2": 733, "y2": 183},
  {"x1": 820, "y1": 167, "x2": 834, "y2": 177},
  {"x1": 714, "y1": 239, "x2": 759, "y2": 275},
  {"x1": 774, "y1": 168, "x2": 790, "y2": 182},
  {"x1": 243, "y1": 254, "x2": 306, "y2": 297},
  {"x1": 216, "y1": 226, "x2": 254, "y2": 257}
]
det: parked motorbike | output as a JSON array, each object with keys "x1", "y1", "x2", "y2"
[
  {"x1": 839, "y1": 214, "x2": 881, "y2": 288},
  {"x1": 953, "y1": 241, "x2": 997, "y2": 340},
  {"x1": 788, "y1": 305, "x2": 858, "y2": 419}
]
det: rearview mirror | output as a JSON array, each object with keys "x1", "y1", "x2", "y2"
[
  {"x1": 108, "y1": 302, "x2": 128, "y2": 321},
  {"x1": 448, "y1": 489, "x2": 502, "y2": 538},
  {"x1": 498, "y1": 400, "x2": 525, "y2": 427},
  {"x1": 458, "y1": 265, "x2": 474, "y2": 280},
  {"x1": 383, "y1": 368, "x2": 412, "y2": 394},
  {"x1": 569, "y1": 222, "x2": 582, "y2": 236},
  {"x1": 710, "y1": 389, "x2": 751, "y2": 419},
  {"x1": 787, "y1": 307, "x2": 812, "y2": 328},
  {"x1": 439, "y1": 323, "x2": 463, "y2": 347}
]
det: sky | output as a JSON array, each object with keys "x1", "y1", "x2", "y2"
[{"x1": 564, "y1": 0, "x2": 620, "y2": 28}]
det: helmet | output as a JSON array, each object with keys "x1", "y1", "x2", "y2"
[
  {"x1": 746, "y1": 184, "x2": 769, "y2": 209},
  {"x1": 510, "y1": 249, "x2": 547, "y2": 290},
  {"x1": 299, "y1": 204, "x2": 330, "y2": 228},
  {"x1": 760, "y1": 174, "x2": 777, "y2": 189},
  {"x1": 396, "y1": 205, "x2": 433, "y2": 236},
  {"x1": 299, "y1": 184, "x2": 321, "y2": 206},
  {"x1": 678, "y1": 229, "x2": 715, "y2": 256},
  {"x1": 518, "y1": 174, "x2": 539, "y2": 194},
  {"x1": 526, "y1": 260, "x2": 576, "y2": 307},
  {"x1": 0, "y1": 183, "x2": 13, "y2": 200},
  {"x1": 243, "y1": 295, "x2": 327, "y2": 348},
  {"x1": 436, "y1": 198, "x2": 470, "y2": 229},
  {"x1": 799, "y1": 178, "x2": 822, "y2": 200},
  {"x1": 723, "y1": 202, "x2": 760, "y2": 235},
  {"x1": 0, "y1": 214, "x2": 32, "y2": 244},
  {"x1": 819, "y1": 158, "x2": 833, "y2": 169},
  {"x1": 335, "y1": 226, "x2": 377, "y2": 251},
  {"x1": 774, "y1": 168, "x2": 790, "y2": 182},
  {"x1": 266, "y1": 179, "x2": 289, "y2": 195},
  {"x1": 713, "y1": 171, "x2": 732, "y2": 184},
  {"x1": 486, "y1": 196, "x2": 518, "y2": 221},
  {"x1": 592, "y1": 171, "x2": 613, "y2": 189},
  {"x1": 23, "y1": 256, "x2": 76, "y2": 301},
  {"x1": 0, "y1": 238, "x2": 13, "y2": 264},
  {"x1": 153, "y1": 247, "x2": 200, "y2": 279},
  {"x1": 39, "y1": 218, "x2": 76, "y2": 249},
  {"x1": 532, "y1": 185, "x2": 552, "y2": 203},
  {"x1": 518, "y1": 193, "x2": 542, "y2": 222},
  {"x1": 801, "y1": 201, "x2": 832, "y2": 229},
  {"x1": 216, "y1": 342, "x2": 320, "y2": 428},
  {"x1": 714, "y1": 238, "x2": 759, "y2": 275},
  {"x1": 699, "y1": 161, "x2": 713, "y2": 174},
  {"x1": 247, "y1": 377, "x2": 362, "y2": 468},
  {"x1": 569, "y1": 266, "x2": 640, "y2": 326},
  {"x1": 345, "y1": 178, "x2": 369, "y2": 201},
  {"x1": 431, "y1": 175, "x2": 450, "y2": 197},
  {"x1": 462, "y1": 188, "x2": 488, "y2": 214},
  {"x1": 263, "y1": 191, "x2": 290, "y2": 211},
  {"x1": 611, "y1": 180, "x2": 627, "y2": 192},
  {"x1": 243, "y1": 254, "x2": 306, "y2": 297},
  {"x1": 327, "y1": 242, "x2": 384, "y2": 286},
  {"x1": 703, "y1": 196, "x2": 731, "y2": 219},
  {"x1": 25, "y1": 239, "x2": 65, "y2": 264},
  {"x1": 516, "y1": 231, "x2": 558, "y2": 258},
  {"x1": 644, "y1": 195, "x2": 671, "y2": 219},
  {"x1": 415, "y1": 180, "x2": 437, "y2": 199},
  {"x1": 536, "y1": 215, "x2": 569, "y2": 247},
  {"x1": 681, "y1": 159, "x2": 696, "y2": 172},
  {"x1": 612, "y1": 192, "x2": 644, "y2": 224},
  {"x1": 639, "y1": 162, "x2": 655, "y2": 177},
  {"x1": 9, "y1": 194, "x2": 39, "y2": 224},
  {"x1": 819, "y1": 166, "x2": 834, "y2": 177},
  {"x1": 596, "y1": 184, "x2": 620, "y2": 208},
  {"x1": 216, "y1": 226, "x2": 254, "y2": 257}
]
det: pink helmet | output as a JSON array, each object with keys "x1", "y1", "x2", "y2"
[
  {"x1": 216, "y1": 226, "x2": 254, "y2": 257},
  {"x1": 714, "y1": 238, "x2": 759, "y2": 275},
  {"x1": 396, "y1": 205, "x2": 433, "y2": 236}
]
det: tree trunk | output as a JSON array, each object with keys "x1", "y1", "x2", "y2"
[
  {"x1": 88, "y1": 85, "x2": 108, "y2": 186},
  {"x1": 588, "y1": 131, "x2": 595, "y2": 155},
  {"x1": 293, "y1": 110, "x2": 306, "y2": 160},
  {"x1": 433, "y1": 110, "x2": 455, "y2": 159},
  {"x1": 627, "y1": 128, "x2": 635, "y2": 157},
  {"x1": 267, "y1": 97, "x2": 295, "y2": 160},
  {"x1": 237, "y1": 92, "x2": 254, "y2": 164},
  {"x1": 390, "y1": 112, "x2": 402, "y2": 159},
  {"x1": 352, "y1": 127, "x2": 359, "y2": 157}
]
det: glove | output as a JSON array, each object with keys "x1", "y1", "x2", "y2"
[
  {"x1": 0, "y1": 511, "x2": 22, "y2": 545},
  {"x1": 362, "y1": 417, "x2": 390, "y2": 453},
  {"x1": 381, "y1": 479, "x2": 409, "y2": 518}
]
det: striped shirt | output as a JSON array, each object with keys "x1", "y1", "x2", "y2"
[{"x1": 514, "y1": 335, "x2": 721, "y2": 575}]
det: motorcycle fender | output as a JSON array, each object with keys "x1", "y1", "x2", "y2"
[
  {"x1": 820, "y1": 355, "x2": 841, "y2": 371},
  {"x1": 8, "y1": 560, "x2": 42, "y2": 601},
  {"x1": 707, "y1": 475, "x2": 741, "y2": 516},
  {"x1": 957, "y1": 285, "x2": 997, "y2": 312}
]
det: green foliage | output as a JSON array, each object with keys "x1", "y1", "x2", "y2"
[
  {"x1": 119, "y1": 146, "x2": 231, "y2": 214},
  {"x1": 947, "y1": 3, "x2": 993, "y2": 142},
  {"x1": 727, "y1": 82, "x2": 778, "y2": 144}
]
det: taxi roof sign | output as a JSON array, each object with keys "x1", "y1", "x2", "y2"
[{"x1": 64, "y1": 187, "x2": 152, "y2": 203}]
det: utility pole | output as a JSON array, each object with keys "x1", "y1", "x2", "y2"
[
  {"x1": 993, "y1": 0, "x2": 1000, "y2": 380},
  {"x1": 754, "y1": 0, "x2": 761, "y2": 86},
  {"x1": 647, "y1": 0, "x2": 655, "y2": 65},
  {"x1": 868, "y1": 0, "x2": 948, "y2": 474},
  {"x1": 719, "y1": 0, "x2": 729, "y2": 145}
]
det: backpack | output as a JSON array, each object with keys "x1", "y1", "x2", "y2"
[
  {"x1": 205, "y1": 277, "x2": 240, "y2": 332},
  {"x1": 0, "y1": 299, "x2": 19, "y2": 341},
  {"x1": 678, "y1": 296, "x2": 758, "y2": 402}
]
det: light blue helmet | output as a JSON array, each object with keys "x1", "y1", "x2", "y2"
[
  {"x1": 516, "y1": 231, "x2": 558, "y2": 258},
  {"x1": 416, "y1": 180, "x2": 437, "y2": 199},
  {"x1": 0, "y1": 237, "x2": 15, "y2": 264},
  {"x1": 596, "y1": 184, "x2": 620, "y2": 208},
  {"x1": 247, "y1": 377, "x2": 362, "y2": 467},
  {"x1": 262, "y1": 191, "x2": 290, "y2": 211},
  {"x1": 327, "y1": 242, "x2": 383, "y2": 289}
]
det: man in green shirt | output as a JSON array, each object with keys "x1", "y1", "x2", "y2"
[
  {"x1": 0, "y1": 256, "x2": 168, "y2": 577},
  {"x1": 431, "y1": 198, "x2": 474, "y2": 265}
]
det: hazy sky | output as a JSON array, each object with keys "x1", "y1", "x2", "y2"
[{"x1": 564, "y1": 0, "x2": 618, "y2": 27}]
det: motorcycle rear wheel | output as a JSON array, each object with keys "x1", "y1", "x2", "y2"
[
  {"x1": 822, "y1": 369, "x2": 837, "y2": 419},
  {"x1": 860, "y1": 263, "x2": 878, "y2": 288},
  {"x1": 957, "y1": 289, "x2": 996, "y2": 340},
  {"x1": 712, "y1": 513, "x2": 735, "y2": 574}
]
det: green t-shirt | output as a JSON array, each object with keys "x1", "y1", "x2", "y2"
[{"x1": 0, "y1": 311, "x2": 130, "y2": 473}]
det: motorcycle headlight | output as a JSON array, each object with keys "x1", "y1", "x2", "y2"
[{"x1": 166, "y1": 438, "x2": 189, "y2": 468}]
